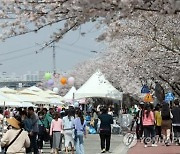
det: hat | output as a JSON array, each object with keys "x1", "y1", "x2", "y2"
[{"x1": 6, "y1": 117, "x2": 20, "y2": 129}]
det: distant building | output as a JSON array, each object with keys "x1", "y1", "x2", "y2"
[{"x1": 0, "y1": 71, "x2": 46, "y2": 82}]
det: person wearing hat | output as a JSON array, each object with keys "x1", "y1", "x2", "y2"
[{"x1": 1, "y1": 116, "x2": 30, "y2": 154}]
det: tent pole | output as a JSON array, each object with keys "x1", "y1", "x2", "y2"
[
  {"x1": 2, "y1": 101, "x2": 5, "y2": 136},
  {"x1": 73, "y1": 93, "x2": 75, "y2": 106}
]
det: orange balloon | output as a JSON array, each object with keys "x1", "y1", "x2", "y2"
[{"x1": 60, "y1": 77, "x2": 67, "y2": 85}]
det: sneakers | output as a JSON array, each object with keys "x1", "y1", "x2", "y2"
[
  {"x1": 144, "y1": 145, "x2": 148, "y2": 148},
  {"x1": 101, "y1": 149, "x2": 106, "y2": 153},
  {"x1": 151, "y1": 144, "x2": 158, "y2": 147},
  {"x1": 38, "y1": 149, "x2": 43, "y2": 153}
]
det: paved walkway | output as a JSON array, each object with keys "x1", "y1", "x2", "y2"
[
  {"x1": 42, "y1": 134, "x2": 128, "y2": 154},
  {"x1": 128, "y1": 142, "x2": 180, "y2": 154}
]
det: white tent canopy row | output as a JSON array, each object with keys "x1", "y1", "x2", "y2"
[
  {"x1": 0, "y1": 101, "x2": 36, "y2": 107},
  {"x1": 0, "y1": 86, "x2": 64, "y2": 106},
  {"x1": 20, "y1": 87, "x2": 63, "y2": 100},
  {"x1": 74, "y1": 71, "x2": 123, "y2": 100}
]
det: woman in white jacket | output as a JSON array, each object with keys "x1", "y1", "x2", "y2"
[{"x1": 1, "y1": 116, "x2": 30, "y2": 154}]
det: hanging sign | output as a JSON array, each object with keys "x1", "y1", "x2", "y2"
[
  {"x1": 165, "y1": 92, "x2": 174, "y2": 102},
  {"x1": 141, "y1": 85, "x2": 150, "y2": 93},
  {"x1": 143, "y1": 93, "x2": 153, "y2": 102}
]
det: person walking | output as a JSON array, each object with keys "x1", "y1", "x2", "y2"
[
  {"x1": 98, "y1": 106, "x2": 113, "y2": 153},
  {"x1": 1, "y1": 116, "x2": 30, "y2": 154},
  {"x1": 37, "y1": 111, "x2": 46, "y2": 153},
  {"x1": 92, "y1": 109, "x2": 98, "y2": 132},
  {"x1": 161, "y1": 103, "x2": 173, "y2": 146},
  {"x1": 43, "y1": 108, "x2": 54, "y2": 151},
  {"x1": 21, "y1": 110, "x2": 32, "y2": 153},
  {"x1": 73, "y1": 110, "x2": 87, "y2": 154},
  {"x1": 171, "y1": 99, "x2": 180, "y2": 145},
  {"x1": 63, "y1": 109, "x2": 75, "y2": 153},
  {"x1": 154, "y1": 105, "x2": 162, "y2": 142},
  {"x1": 28, "y1": 106, "x2": 39, "y2": 154},
  {"x1": 133, "y1": 102, "x2": 144, "y2": 141},
  {"x1": 142, "y1": 104, "x2": 157, "y2": 148},
  {"x1": 50, "y1": 112, "x2": 63, "y2": 154}
]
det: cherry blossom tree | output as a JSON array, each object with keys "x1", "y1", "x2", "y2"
[
  {"x1": 69, "y1": 12, "x2": 180, "y2": 99},
  {"x1": 0, "y1": 0, "x2": 179, "y2": 47}
]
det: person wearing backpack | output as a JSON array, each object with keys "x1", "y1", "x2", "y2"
[{"x1": 1, "y1": 116, "x2": 30, "y2": 154}]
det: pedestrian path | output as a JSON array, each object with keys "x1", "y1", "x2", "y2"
[
  {"x1": 42, "y1": 134, "x2": 126, "y2": 154},
  {"x1": 128, "y1": 142, "x2": 180, "y2": 154}
]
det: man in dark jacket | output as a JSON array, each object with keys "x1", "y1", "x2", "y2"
[
  {"x1": 98, "y1": 106, "x2": 113, "y2": 153},
  {"x1": 172, "y1": 99, "x2": 180, "y2": 145},
  {"x1": 28, "y1": 107, "x2": 39, "y2": 154}
]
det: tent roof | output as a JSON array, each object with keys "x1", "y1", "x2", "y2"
[
  {"x1": 0, "y1": 101, "x2": 22, "y2": 107},
  {"x1": 49, "y1": 98, "x2": 64, "y2": 106},
  {"x1": 20, "y1": 89, "x2": 37, "y2": 95},
  {"x1": 0, "y1": 91, "x2": 10, "y2": 102},
  {"x1": 19, "y1": 94, "x2": 49, "y2": 104},
  {"x1": 75, "y1": 71, "x2": 123, "y2": 100},
  {"x1": 0, "y1": 87, "x2": 17, "y2": 94},
  {"x1": 21, "y1": 102, "x2": 36, "y2": 107},
  {"x1": 63, "y1": 86, "x2": 76, "y2": 101},
  {"x1": 45, "y1": 89, "x2": 57, "y2": 95},
  {"x1": 27, "y1": 86, "x2": 43, "y2": 92}
]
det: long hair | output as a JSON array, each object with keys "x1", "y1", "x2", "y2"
[
  {"x1": 54, "y1": 112, "x2": 59, "y2": 121},
  {"x1": 78, "y1": 110, "x2": 84, "y2": 125},
  {"x1": 143, "y1": 104, "x2": 151, "y2": 118},
  {"x1": 161, "y1": 103, "x2": 170, "y2": 118}
]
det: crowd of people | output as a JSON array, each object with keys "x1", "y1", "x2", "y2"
[
  {"x1": 0, "y1": 104, "x2": 114, "y2": 154},
  {"x1": 0, "y1": 106, "x2": 87, "y2": 154},
  {"x1": 3, "y1": 98, "x2": 178, "y2": 153},
  {"x1": 131, "y1": 99, "x2": 180, "y2": 147}
]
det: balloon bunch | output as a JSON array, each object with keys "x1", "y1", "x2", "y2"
[
  {"x1": 44, "y1": 72, "x2": 54, "y2": 87},
  {"x1": 44, "y1": 72, "x2": 75, "y2": 87},
  {"x1": 60, "y1": 77, "x2": 75, "y2": 86}
]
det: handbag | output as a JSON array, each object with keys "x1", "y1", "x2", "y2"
[{"x1": 4, "y1": 129, "x2": 23, "y2": 154}]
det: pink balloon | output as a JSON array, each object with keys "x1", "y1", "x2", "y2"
[{"x1": 68, "y1": 77, "x2": 75, "y2": 85}]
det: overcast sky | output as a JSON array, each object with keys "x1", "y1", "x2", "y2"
[{"x1": 0, "y1": 22, "x2": 105, "y2": 75}]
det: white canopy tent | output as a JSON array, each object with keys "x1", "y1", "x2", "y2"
[
  {"x1": 0, "y1": 91, "x2": 9, "y2": 102},
  {"x1": 0, "y1": 101, "x2": 22, "y2": 107},
  {"x1": 45, "y1": 89, "x2": 58, "y2": 95},
  {"x1": 2, "y1": 92, "x2": 49, "y2": 105},
  {"x1": 0, "y1": 87, "x2": 17, "y2": 94},
  {"x1": 0, "y1": 91, "x2": 21, "y2": 106},
  {"x1": 49, "y1": 98, "x2": 64, "y2": 106},
  {"x1": 27, "y1": 86, "x2": 43, "y2": 92},
  {"x1": 20, "y1": 88, "x2": 63, "y2": 101},
  {"x1": 75, "y1": 71, "x2": 123, "y2": 100},
  {"x1": 63, "y1": 86, "x2": 77, "y2": 101},
  {"x1": 21, "y1": 102, "x2": 36, "y2": 107}
]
